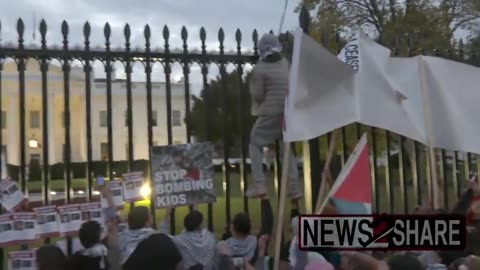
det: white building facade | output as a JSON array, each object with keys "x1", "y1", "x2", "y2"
[{"x1": 1, "y1": 60, "x2": 189, "y2": 165}]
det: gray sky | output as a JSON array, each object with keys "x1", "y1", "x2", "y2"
[{"x1": 0, "y1": 0, "x2": 303, "y2": 94}]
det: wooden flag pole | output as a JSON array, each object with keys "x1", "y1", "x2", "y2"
[
  {"x1": 314, "y1": 130, "x2": 338, "y2": 213},
  {"x1": 419, "y1": 56, "x2": 440, "y2": 210},
  {"x1": 273, "y1": 142, "x2": 291, "y2": 270}
]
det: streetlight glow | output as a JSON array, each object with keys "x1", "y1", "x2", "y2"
[{"x1": 140, "y1": 183, "x2": 151, "y2": 198}]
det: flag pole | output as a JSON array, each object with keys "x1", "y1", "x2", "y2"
[
  {"x1": 314, "y1": 130, "x2": 338, "y2": 213},
  {"x1": 418, "y1": 56, "x2": 439, "y2": 210},
  {"x1": 273, "y1": 142, "x2": 291, "y2": 270}
]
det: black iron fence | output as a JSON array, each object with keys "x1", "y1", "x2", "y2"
[{"x1": 0, "y1": 7, "x2": 478, "y2": 269}]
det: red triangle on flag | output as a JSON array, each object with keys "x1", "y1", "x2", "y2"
[{"x1": 330, "y1": 134, "x2": 372, "y2": 204}]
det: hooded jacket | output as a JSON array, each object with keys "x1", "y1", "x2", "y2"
[{"x1": 68, "y1": 243, "x2": 109, "y2": 270}]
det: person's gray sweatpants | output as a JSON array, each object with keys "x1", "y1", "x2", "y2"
[{"x1": 249, "y1": 115, "x2": 299, "y2": 190}]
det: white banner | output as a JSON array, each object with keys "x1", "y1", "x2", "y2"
[
  {"x1": 8, "y1": 250, "x2": 36, "y2": 270},
  {"x1": 101, "y1": 181, "x2": 124, "y2": 209},
  {"x1": 0, "y1": 214, "x2": 15, "y2": 246},
  {"x1": 58, "y1": 204, "x2": 82, "y2": 236},
  {"x1": 34, "y1": 205, "x2": 60, "y2": 238},
  {"x1": 12, "y1": 212, "x2": 37, "y2": 244},
  {"x1": 122, "y1": 172, "x2": 145, "y2": 202}
]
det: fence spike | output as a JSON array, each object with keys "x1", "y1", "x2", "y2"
[
  {"x1": 181, "y1": 26, "x2": 188, "y2": 42},
  {"x1": 40, "y1": 19, "x2": 47, "y2": 38},
  {"x1": 104, "y1": 22, "x2": 111, "y2": 41},
  {"x1": 61, "y1": 20, "x2": 69, "y2": 39},
  {"x1": 83, "y1": 22, "x2": 91, "y2": 40},
  {"x1": 17, "y1": 18, "x2": 24, "y2": 44},
  {"x1": 144, "y1": 24, "x2": 151, "y2": 41},
  {"x1": 235, "y1": 29, "x2": 242, "y2": 44},
  {"x1": 218, "y1": 28, "x2": 225, "y2": 43},
  {"x1": 124, "y1": 24, "x2": 131, "y2": 42},
  {"x1": 200, "y1": 27, "x2": 206, "y2": 42},
  {"x1": 163, "y1": 25, "x2": 169, "y2": 41},
  {"x1": 252, "y1": 29, "x2": 258, "y2": 44}
]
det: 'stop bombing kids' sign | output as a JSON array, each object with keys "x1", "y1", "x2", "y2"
[{"x1": 151, "y1": 142, "x2": 216, "y2": 208}]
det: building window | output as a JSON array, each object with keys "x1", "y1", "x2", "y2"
[
  {"x1": 151, "y1": 110, "x2": 157, "y2": 127},
  {"x1": 30, "y1": 111, "x2": 40, "y2": 128},
  {"x1": 172, "y1": 110, "x2": 181, "y2": 126},
  {"x1": 101, "y1": 143, "x2": 109, "y2": 161},
  {"x1": 30, "y1": 153, "x2": 41, "y2": 162},
  {"x1": 1, "y1": 111, "x2": 6, "y2": 129},
  {"x1": 100, "y1": 111, "x2": 107, "y2": 127}
]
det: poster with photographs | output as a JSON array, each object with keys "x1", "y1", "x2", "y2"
[
  {"x1": 101, "y1": 181, "x2": 124, "y2": 209},
  {"x1": 34, "y1": 206, "x2": 59, "y2": 238},
  {"x1": 57, "y1": 237, "x2": 83, "y2": 256},
  {"x1": 122, "y1": 172, "x2": 145, "y2": 202},
  {"x1": 57, "y1": 204, "x2": 82, "y2": 236},
  {"x1": 12, "y1": 213, "x2": 37, "y2": 244},
  {"x1": 79, "y1": 202, "x2": 104, "y2": 228},
  {"x1": 0, "y1": 177, "x2": 27, "y2": 212},
  {"x1": 151, "y1": 142, "x2": 216, "y2": 208},
  {"x1": 8, "y1": 250, "x2": 36, "y2": 270},
  {"x1": 0, "y1": 214, "x2": 14, "y2": 246}
]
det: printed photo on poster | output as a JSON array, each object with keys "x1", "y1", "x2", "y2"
[
  {"x1": 8, "y1": 250, "x2": 36, "y2": 270},
  {"x1": 101, "y1": 181, "x2": 124, "y2": 209},
  {"x1": 0, "y1": 214, "x2": 14, "y2": 246},
  {"x1": 12, "y1": 213, "x2": 37, "y2": 244},
  {"x1": 122, "y1": 172, "x2": 145, "y2": 202},
  {"x1": 0, "y1": 177, "x2": 26, "y2": 211},
  {"x1": 34, "y1": 206, "x2": 59, "y2": 238},
  {"x1": 151, "y1": 142, "x2": 216, "y2": 208},
  {"x1": 57, "y1": 204, "x2": 82, "y2": 236},
  {"x1": 79, "y1": 202, "x2": 105, "y2": 231}
]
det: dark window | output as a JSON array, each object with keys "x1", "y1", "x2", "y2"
[
  {"x1": 101, "y1": 143, "x2": 108, "y2": 161},
  {"x1": 1, "y1": 111, "x2": 6, "y2": 129},
  {"x1": 30, "y1": 111, "x2": 40, "y2": 128},
  {"x1": 151, "y1": 110, "x2": 157, "y2": 127},
  {"x1": 172, "y1": 110, "x2": 181, "y2": 126},
  {"x1": 100, "y1": 111, "x2": 107, "y2": 127}
]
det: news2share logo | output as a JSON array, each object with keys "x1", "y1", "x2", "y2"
[{"x1": 299, "y1": 215, "x2": 466, "y2": 251}]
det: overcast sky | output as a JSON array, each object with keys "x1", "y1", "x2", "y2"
[{"x1": 0, "y1": 0, "x2": 303, "y2": 94}]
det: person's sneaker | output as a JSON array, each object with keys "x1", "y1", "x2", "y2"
[{"x1": 246, "y1": 183, "x2": 268, "y2": 198}]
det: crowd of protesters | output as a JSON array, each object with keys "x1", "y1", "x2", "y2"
[{"x1": 33, "y1": 175, "x2": 480, "y2": 270}]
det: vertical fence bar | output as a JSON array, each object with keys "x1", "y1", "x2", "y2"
[
  {"x1": 104, "y1": 23, "x2": 114, "y2": 182},
  {"x1": 144, "y1": 25, "x2": 157, "y2": 229},
  {"x1": 199, "y1": 27, "x2": 214, "y2": 231},
  {"x1": 414, "y1": 142, "x2": 423, "y2": 206},
  {"x1": 83, "y1": 22, "x2": 94, "y2": 201},
  {"x1": 398, "y1": 136, "x2": 407, "y2": 213},
  {"x1": 39, "y1": 20, "x2": 50, "y2": 206},
  {"x1": 124, "y1": 24, "x2": 134, "y2": 170},
  {"x1": 235, "y1": 29, "x2": 249, "y2": 213},
  {"x1": 16, "y1": 19, "x2": 27, "y2": 196},
  {"x1": 61, "y1": 21, "x2": 73, "y2": 255},
  {"x1": 370, "y1": 127, "x2": 379, "y2": 212},
  {"x1": 163, "y1": 25, "x2": 175, "y2": 233},
  {"x1": 0, "y1": 20, "x2": 3, "y2": 269},
  {"x1": 385, "y1": 130, "x2": 393, "y2": 213},
  {"x1": 181, "y1": 27, "x2": 191, "y2": 144},
  {"x1": 218, "y1": 28, "x2": 232, "y2": 225}
]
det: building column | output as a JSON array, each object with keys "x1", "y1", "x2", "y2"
[{"x1": 7, "y1": 94, "x2": 19, "y2": 166}]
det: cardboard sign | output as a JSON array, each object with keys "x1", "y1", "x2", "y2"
[
  {"x1": 57, "y1": 237, "x2": 83, "y2": 256},
  {"x1": 8, "y1": 250, "x2": 36, "y2": 270},
  {"x1": 12, "y1": 212, "x2": 37, "y2": 244},
  {"x1": 34, "y1": 206, "x2": 59, "y2": 238},
  {"x1": 101, "y1": 181, "x2": 124, "y2": 209},
  {"x1": 122, "y1": 172, "x2": 145, "y2": 202},
  {"x1": 0, "y1": 214, "x2": 14, "y2": 246},
  {"x1": 151, "y1": 142, "x2": 216, "y2": 208},
  {"x1": 57, "y1": 204, "x2": 82, "y2": 236},
  {"x1": 0, "y1": 177, "x2": 27, "y2": 211}
]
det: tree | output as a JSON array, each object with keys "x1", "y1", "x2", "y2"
[
  {"x1": 298, "y1": 0, "x2": 480, "y2": 50},
  {"x1": 188, "y1": 70, "x2": 255, "y2": 156}
]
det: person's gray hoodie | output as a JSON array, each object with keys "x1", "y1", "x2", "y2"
[{"x1": 224, "y1": 235, "x2": 257, "y2": 261}]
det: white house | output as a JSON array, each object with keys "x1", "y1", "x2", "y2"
[{"x1": 1, "y1": 60, "x2": 189, "y2": 165}]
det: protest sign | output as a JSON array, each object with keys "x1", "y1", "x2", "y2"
[
  {"x1": 34, "y1": 205, "x2": 59, "y2": 238},
  {"x1": 57, "y1": 237, "x2": 83, "y2": 255},
  {"x1": 101, "y1": 181, "x2": 124, "y2": 209},
  {"x1": 0, "y1": 177, "x2": 27, "y2": 211},
  {"x1": 122, "y1": 172, "x2": 145, "y2": 202},
  {"x1": 151, "y1": 142, "x2": 216, "y2": 208},
  {"x1": 12, "y1": 212, "x2": 37, "y2": 244},
  {"x1": 0, "y1": 214, "x2": 14, "y2": 246},
  {"x1": 79, "y1": 202, "x2": 104, "y2": 227},
  {"x1": 8, "y1": 250, "x2": 36, "y2": 270},
  {"x1": 57, "y1": 204, "x2": 82, "y2": 236}
]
